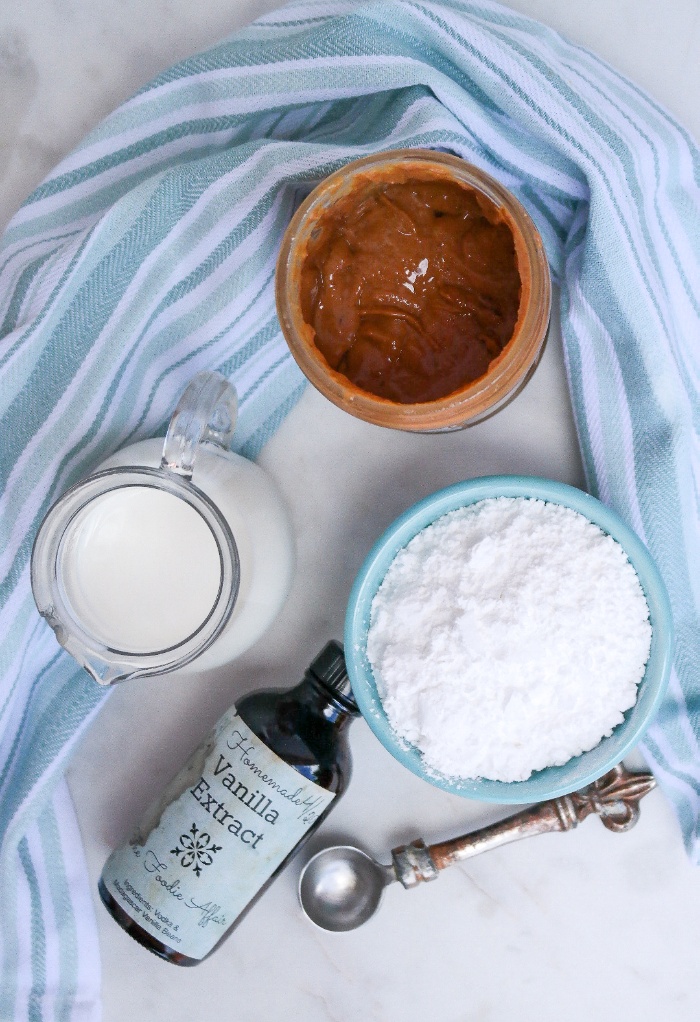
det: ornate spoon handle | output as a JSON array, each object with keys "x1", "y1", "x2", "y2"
[{"x1": 391, "y1": 764, "x2": 656, "y2": 889}]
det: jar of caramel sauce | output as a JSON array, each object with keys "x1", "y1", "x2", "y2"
[{"x1": 276, "y1": 150, "x2": 551, "y2": 432}]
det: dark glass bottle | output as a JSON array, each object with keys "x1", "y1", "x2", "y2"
[{"x1": 98, "y1": 640, "x2": 359, "y2": 965}]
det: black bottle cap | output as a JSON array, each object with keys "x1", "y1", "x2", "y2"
[{"x1": 308, "y1": 640, "x2": 359, "y2": 713}]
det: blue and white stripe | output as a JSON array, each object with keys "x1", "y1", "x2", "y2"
[{"x1": 1, "y1": 0, "x2": 699, "y2": 1016}]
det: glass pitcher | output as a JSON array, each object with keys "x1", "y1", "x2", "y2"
[{"x1": 31, "y1": 371, "x2": 294, "y2": 685}]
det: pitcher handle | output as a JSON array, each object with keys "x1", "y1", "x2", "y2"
[{"x1": 161, "y1": 371, "x2": 238, "y2": 480}]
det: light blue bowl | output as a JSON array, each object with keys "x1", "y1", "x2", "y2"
[{"x1": 344, "y1": 476, "x2": 673, "y2": 804}]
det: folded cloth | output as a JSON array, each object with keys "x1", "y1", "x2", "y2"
[{"x1": 1, "y1": 0, "x2": 699, "y2": 1015}]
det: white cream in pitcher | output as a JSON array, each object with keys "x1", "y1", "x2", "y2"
[
  {"x1": 60, "y1": 485, "x2": 221, "y2": 653},
  {"x1": 94, "y1": 438, "x2": 294, "y2": 665}
]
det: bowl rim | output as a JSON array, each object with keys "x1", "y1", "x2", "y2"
[
  {"x1": 344, "y1": 475, "x2": 673, "y2": 804},
  {"x1": 275, "y1": 149, "x2": 552, "y2": 431}
]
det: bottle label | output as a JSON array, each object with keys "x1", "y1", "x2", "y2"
[{"x1": 100, "y1": 708, "x2": 335, "y2": 960}]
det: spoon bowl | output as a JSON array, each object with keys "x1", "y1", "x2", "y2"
[{"x1": 298, "y1": 846, "x2": 391, "y2": 931}]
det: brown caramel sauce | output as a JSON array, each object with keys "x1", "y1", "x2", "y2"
[{"x1": 299, "y1": 171, "x2": 522, "y2": 404}]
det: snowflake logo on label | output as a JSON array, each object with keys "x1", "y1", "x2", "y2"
[{"x1": 171, "y1": 824, "x2": 222, "y2": 877}]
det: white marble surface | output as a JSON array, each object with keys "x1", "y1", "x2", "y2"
[{"x1": 4, "y1": 0, "x2": 700, "y2": 1019}]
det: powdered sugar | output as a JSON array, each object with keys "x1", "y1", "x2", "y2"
[{"x1": 366, "y1": 497, "x2": 652, "y2": 783}]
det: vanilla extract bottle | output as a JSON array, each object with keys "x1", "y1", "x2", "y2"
[{"x1": 98, "y1": 641, "x2": 359, "y2": 965}]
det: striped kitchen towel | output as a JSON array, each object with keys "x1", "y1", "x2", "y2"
[{"x1": 1, "y1": 0, "x2": 699, "y2": 1016}]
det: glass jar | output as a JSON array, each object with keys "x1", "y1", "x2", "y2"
[
  {"x1": 31, "y1": 371, "x2": 294, "y2": 684},
  {"x1": 276, "y1": 149, "x2": 551, "y2": 432}
]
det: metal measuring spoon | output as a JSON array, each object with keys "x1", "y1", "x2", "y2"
[
  {"x1": 299, "y1": 764, "x2": 655, "y2": 931},
  {"x1": 299, "y1": 845, "x2": 394, "y2": 931}
]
